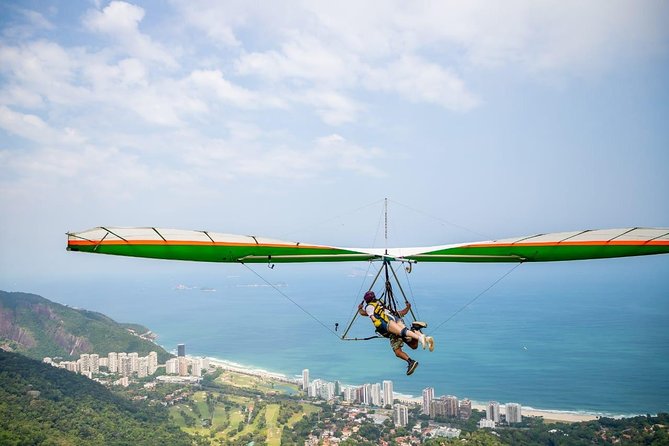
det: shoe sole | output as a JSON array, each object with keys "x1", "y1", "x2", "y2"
[{"x1": 428, "y1": 337, "x2": 435, "y2": 352}]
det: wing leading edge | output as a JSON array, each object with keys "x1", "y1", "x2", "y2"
[{"x1": 67, "y1": 227, "x2": 669, "y2": 264}]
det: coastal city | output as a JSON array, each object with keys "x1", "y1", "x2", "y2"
[{"x1": 44, "y1": 342, "x2": 532, "y2": 439}]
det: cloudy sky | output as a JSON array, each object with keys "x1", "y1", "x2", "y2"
[{"x1": 1, "y1": 0, "x2": 668, "y2": 282}]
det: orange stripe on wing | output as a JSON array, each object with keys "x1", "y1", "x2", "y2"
[
  {"x1": 67, "y1": 239, "x2": 330, "y2": 249},
  {"x1": 465, "y1": 240, "x2": 669, "y2": 248}
]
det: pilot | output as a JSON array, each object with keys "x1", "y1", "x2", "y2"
[{"x1": 358, "y1": 290, "x2": 434, "y2": 375}]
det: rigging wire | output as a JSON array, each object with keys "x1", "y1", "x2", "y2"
[
  {"x1": 278, "y1": 198, "x2": 385, "y2": 241},
  {"x1": 430, "y1": 262, "x2": 524, "y2": 334},
  {"x1": 240, "y1": 263, "x2": 340, "y2": 339},
  {"x1": 401, "y1": 263, "x2": 420, "y2": 321},
  {"x1": 389, "y1": 198, "x2": 492, "y2": 240}
]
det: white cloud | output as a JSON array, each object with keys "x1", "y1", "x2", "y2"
[
  {"x1": 188, "y1": 69, "x2": 285, "y2": 109},
  {"x1": 84, "y1": 1, "x2": 177, "y2": 67},
  {"x1": 363, "y1": 55, "x2": 478, "y2": 111},
  {"x1": 298, "y1": 89, "x2": 363, "y2": 126},
  {"x1": 236, "y1": 34, "x2": 355, "y2": 87},
  {"x1": 0, "y1": 106, "x2": 85, "y2": 145}
]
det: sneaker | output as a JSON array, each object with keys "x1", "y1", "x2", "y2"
[
  {"x1": 411, "y1": 321, "x2": 428, "y2": 330},
  {"x1": 420, "y1": 334, "x2": 427, "y2": 350},
  {"x1": 427, "y1": 336, "x2": 435, "y2": 352},
  {"x1": 406, "y1": 359, "x2": 419, "y2": 376}
]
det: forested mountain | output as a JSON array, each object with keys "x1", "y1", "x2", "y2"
[
  {"x1": 0, "y1": 350, "x2": 194, "y2": 445},
  {"x1": 0, "y1": 291, "x2": 171, "y2": 362}
]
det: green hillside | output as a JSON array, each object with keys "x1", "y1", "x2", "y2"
[
  {"x1": 0, "y1": 350, "x2": 194, "y2": 445},
  {"x1": 0, "y1": 291, "x2": 171, "y2": 362}
]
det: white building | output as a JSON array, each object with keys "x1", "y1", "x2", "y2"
[
  {"x1": 361, "y1": 384, "x2": 372, "y2": 405},
  {"x1": 479, "y1": 418, "x2": 496, "y2": 428},
  {"x1": 128, "y1": 352, "x2": 139, "y2": 373},
  {"x1": 383, "y1": 380, "x2": 393, "y2": 407},
  {"x1": 178, "y1": 356, "x2": 188, "y2": 376},
  {"x1": 393, "y1": 404, "x2": 409, "y2": 427},
  {"x1": 166, "y1": 358, "x2": 179, "y2": 374},
  {"x1": 486, "y1": 401, "x2": 501, "y2": 423},
  {"x1": 62, "y1": 361, "x2": 78, "y2": 372},
  {"x1": 138, "y1": 357, "x2": 149, "y2": 378},
  {"x1": 431, "y1": 427, "x2": 461, "y2": 439},
  {"x1": 148, "y1": 352, "x2": 158, "y2": 375},
  {"x1": 505, "y1": 402, "x2": 522, "y2": 423},
  {"x1": 302, "y1": 369, "x2": 309, "y2": 391},
  {"x1": 191, "y1": 357, "x2": 204, "y2": 377},
  {"x1": 119, "y1": 354, "x2": 131, "y2": 377},
  {"x1": 89, "y1": 354, "x2": 100, "y2": 373},
  {"x1": 78, "y1": 354, "x2": 90, "y2": 373},
  {"x1": 370, "y1": 383, "x2": 382, "y2": 406},
  {"x1": 343, "y1": 387, "x2": 356, "y2": 403},
  {"x1": 108, "y1": 352, "x2": 118, "y2": 373},
  {"x1": 422, "y1": 387, "x2": 435, "y2": 416}
]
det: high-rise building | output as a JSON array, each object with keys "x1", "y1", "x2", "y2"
[
  {"x1": 362, "y1": 384, "x2": 372, "y2": 405},
  {"x1": 422, "y1": 387, "x2": 435, "y2": 416},
  {"x1": 78, "y1": 354, "x2": 90, "y2": 373},
  {"x1": 445, "y1": 395, "x2": 459, "y2": 417},
  {"x1": 178, "y1": 356, "x2": 188, "y2": 376},
  {"x1": 393, "y1": 404, "x2": 409, "y2": 427},
  {"x1": 486, "y1": 401, "x2": 500, "y2": 423},
  {"x1": 431, "y1": 398, "x2": 447, "y2": 418},
  {"x1": 138, "y1": 357, "x2": 148, "y2": 378},
  {"x1": 177, "y1": 344, "x2": 186, "y2": 357},
  {"x1": 383, "y1": 380, "x2": 394, "y2": 407},
  {"x1": 505, "y1": 403, "x2": 522, "y2": 423},
  {"x1": 166, "y1": 358, "x2": 178, "y2": 374},
  {"x1": 89, "y1": 354, "x2": 100, "y2": 373},
  {"x1": 308, "y1": 379, "x2": 321, "y2": 398},
  {"x1": 459, "y1": 399, "x2": 472, "y2": 420},
  {"x1": 343, "y1": 387, "x2": 356, "y2": 402},
  {"x1": 370, "y1": 383, "x2": 382, "y2": 406},
  {"x1": 128, "y1": 352, "x2": 139, "y2": 373},
  {"x1": 108, "y1": 352, "x2": 118, "y2": 373},
  {"x1": 148, "y1": 352, "x2": 158, "y2": 375},
  {"x1": 119, "y1": 354, "x2": 131, "y2": 377},
  {"x1": 302, "y1": 369, "x2": 309, "y2": 391},
  {"x1": 191, "y1": 358, "x2": 204, "y2": 377}
]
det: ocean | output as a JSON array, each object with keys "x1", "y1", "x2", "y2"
[{"x1": 7, "y1": 254, "x2": 669, "y2": 416}]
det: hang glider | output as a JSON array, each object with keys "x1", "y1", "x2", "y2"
[{"x1": 67, "y1": 226, "x2": 669, "y2": 264}]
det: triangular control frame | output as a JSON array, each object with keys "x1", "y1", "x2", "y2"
[{"x1": 340, "y1": 259, "x2": 417, "y2": 341}]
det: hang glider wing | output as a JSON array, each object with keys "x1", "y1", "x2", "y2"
[
  {"x1": 67, "y1": 227, "x2": 669, "y2": 264},
  {"x1": 392, "y1": 227, "x2": 669, "y2": 263},
  {"x1": 67, "y1": 227, "x2": 375, "y2": 263}
]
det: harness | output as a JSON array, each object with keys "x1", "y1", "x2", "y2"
[{"x1": 368, "y1": 299, "x2": 390, "y2": 324}]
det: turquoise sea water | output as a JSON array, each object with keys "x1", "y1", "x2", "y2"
[{"x1": 6, "y1": 255, "x2": 669, "y2": 416}]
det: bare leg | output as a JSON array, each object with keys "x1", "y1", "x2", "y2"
[
  {"x1": 394, "y1": 347, "x2": 409, "y2": 361},
  {"x1": 387, "y1": 320, "x2": 422, "y2": 342}
]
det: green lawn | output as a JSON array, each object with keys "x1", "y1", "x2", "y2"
[
  {"x1": 288, "y1": 403, "x2": 320, "y2": 425},
  {"x1": 193, "y1": 391, "x2": 211, "y2": 419},
  {"x1": 265, "y1": 404, "x2": 281, "y2": 446},
  {"x1": 164, "y1": 371, "x2": 319, "y2": 445}
]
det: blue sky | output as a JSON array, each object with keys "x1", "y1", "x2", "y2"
[{"x1": 1, "y1": 0, "x2": 668, "y2": 281}]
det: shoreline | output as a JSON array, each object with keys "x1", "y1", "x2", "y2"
[{"x1": 198, "y1": 354, "x2": 628, "y2": 423}]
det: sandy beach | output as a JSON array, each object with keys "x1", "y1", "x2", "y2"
[
  {"x1": 469, "y1": 402, "x2": 599, "y2": 423},
  {"x1": 204, "y1": 356, "x2": 603, "y2": 423}
]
